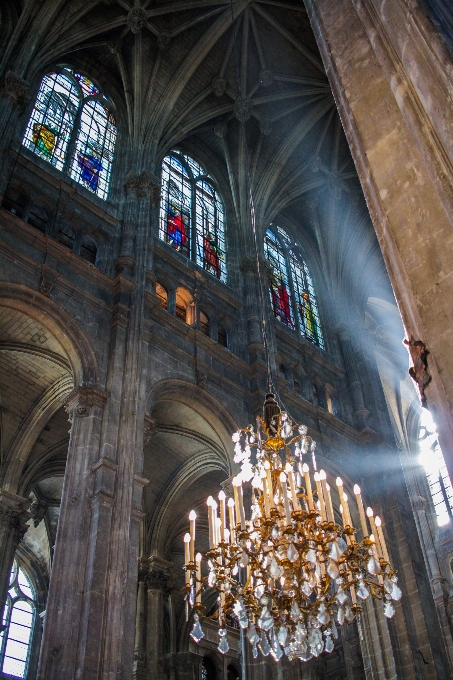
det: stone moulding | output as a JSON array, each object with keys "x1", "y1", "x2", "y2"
[
  {"x1": 64, "y1": 385, "x2": 109, "y2": 418},
  {"x1": 2, "y1": 71, "x2": 29, "y2": 113}
]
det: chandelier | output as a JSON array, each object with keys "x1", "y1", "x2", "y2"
[{"x1": 183, "y1": 394, "x2": 401, "y2": 663}]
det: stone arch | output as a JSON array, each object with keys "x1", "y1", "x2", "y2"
[{"x1": 0, "y1": 282, "x2": 98, "y2": 386}]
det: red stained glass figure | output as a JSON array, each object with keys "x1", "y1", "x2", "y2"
[
  {"x1": 203, "y1": 232, "x2": 221, "y2": 278},
  {"x1": 271, "y1": 276, "x2": 293, "y2": 327},
  {"x1": 167, "y1": 206, "x2": 188, "y2": 249}
]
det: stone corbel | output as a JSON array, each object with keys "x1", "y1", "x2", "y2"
[
  {"x1": 124, "y1": 170, "x2": 160, "y2": 207},
  {"x1": 64, "y1": 386, "x2": 108, "y2": 420},
  {"x1": 146, "y1": 556, "x2": 174, "y2": 593},
  {"x1": 2, "y1": 71, "x2": 29, "y2": 113},
  {"x1": 0, "y1": 491, "x2": 30, "y2": 544},
  {"x1": 39, "y1": 265, "x2": 58, "y2": 297},
  {"x1": 403, "y1": 336, "x2": 431, "y2": 406}
]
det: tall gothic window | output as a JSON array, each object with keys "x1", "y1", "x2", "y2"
[
  {"x1": 264, "y1": 226, "x2": 324, "y2": 348},
  {"x1": 23, "y1": 68, "x2": 117, "y2": 200},
  {"x1": 418, "y1": 408, "x2": 453, "y2": 526},
  {"x1": 159, "y1": 151, "x2": 226, "y2": 281},
  {"x1": 0, "y1": 560, "x2": 36, "y2": 679}
]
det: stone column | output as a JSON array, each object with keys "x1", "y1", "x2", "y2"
[
  {"x1": 0, "y1": 491, "x2": 29, "y2": 627},
  {"x1": 133, "y1": 566, "x2": 148, "y2": 680},
  {"x1": 37, "y1": 385, "x2": 108, "y2": 679},
  {"x1": 146, "y1": 557, "x2": 172, "y2": 680},
  {"x1": 337, "y1": 325, "x2": 370, "y2": 430},
  {"x1": 0, "y1": 71, "x2": 29, "y2": 201}
]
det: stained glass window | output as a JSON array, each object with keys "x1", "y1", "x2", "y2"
[
  {"x1": 159, "y1": 152, "x2": 226, "y2": 281},
  {"x1": 264, "y1": 226, "x2": 324, "y2": 348},
  {"x1": 418, "y1": 408, "x2": 453, "y2": 526},
  {"x1": 23, "y1": 68, "x2": 117, "y2": 200},
  {"x1": 264, "y1": 230, "x2": 294, "y2": 328},
  {"x1": 0, "y1": 561, "x2": 36, "y2": 679},
  {"x1": 289, "y1": 250, "x2": 324, "y2": 348}
]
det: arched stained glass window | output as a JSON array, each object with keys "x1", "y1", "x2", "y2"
[
  {"x1": 418, "y1": 408, "x2": 453, "y2": 526},
  {"x1": 23, "y1": 68, "x2": 117, "y2": 200},
  {"x1": 289, "y1": 250, "x2": 324, "y2": 348},
  {"x1": 159, "y1": 151, "x2": 226, "y2": 281},
  {"x1": 264, "y1": 230, "x2": 294, "y2": 328},
  {"x1": 0, "y1": 561, "x2": 36, "y2": 679},
  {"x1": 264, "y1": 226, "x2": 324, "y2": 348}
]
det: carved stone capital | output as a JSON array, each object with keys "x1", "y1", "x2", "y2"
[
  {"x1": 29, "y1": 497, "x2": 48, "y2": 528},
  {"x1": 403, "y1": 336, "x2": 431, "y2": 406},
  {"x1": 145, "y1": 556, "x2": 173, "y2": 593},
  {"x1": 0, "y1": 492, "x2": 30, "y2": 545},
  {"x1": 64, "y1": 386, "x2": 108, "y2": 419},
  {"x1": 196, "y1": 370, "x2": 207, "y2": 389},
  {"x1": 240, "y1": 255, "x2": 256, "y2": 275},
  {"x1": 125, "y1": 170, "x2": 160, "y2": 206},
  {"x1": 39, "y1": 265, "x2": 58, "y2": 297},
  {"x1": 144, "y1": 415, "x2": 157, "y2": 445},
  {"x1": 127, "y1": 7, "x2": 147, "y2": 33},
  {"x1": 2, "y1": 71, "x2": 29, "y2": 113}
]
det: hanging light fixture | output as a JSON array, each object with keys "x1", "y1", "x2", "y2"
[{"x1": 183, "y1": 394, "x2": 401, "y2": 662}]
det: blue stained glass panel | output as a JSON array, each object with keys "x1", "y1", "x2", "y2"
[
  {"x1": 69, "y1": 100, "x2": 116, "y2": 200},
  {"x1": 195, "y1": 180, "x2": 225, "y2": 281},
  {"x1": 289, "y1": 250, "x2": 324, "y2": 348},
  {"x1": 159, "y1": 155, "x2": 191, "y2": 257}
]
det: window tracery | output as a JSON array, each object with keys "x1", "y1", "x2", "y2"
[
  {"x1": 23, "y1": 68, "x2": 117, "y2": 200},
  {"x1": 264, "y1": 227, "x2": 324, "y2": 348},
  {"x1": 0, "y1": 560, "x2": 36, "y2": 679},
  {"x1": 418, "y1": 408, "x2": 453, "y2": 526},
  {"x1": 159, "y1": 152, "x2": 226, "y2": 281}
]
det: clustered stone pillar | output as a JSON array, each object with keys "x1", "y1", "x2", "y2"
[
  {"x1": 0, "y1": 491, "x2": 29, "y2": 625},
  {"x1": 0, "y1": 71, "x2": 29, "y2": 200},
  {"x1": 337, "y1": 325, "x2": 370, "y2": 430}
]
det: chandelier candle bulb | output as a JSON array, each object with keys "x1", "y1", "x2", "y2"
[
  {"x1": 216, "y1": 517, "x2": 222, "y2": 547},
  {"x1": 184, "y1": 533, "x2": 191, "y2": 584},
  {"x1": 285, "y1": 463, "x2": 300, "y2": 511},
  {"x1": 260, "y1": 468, "x2": 271, "y2": 517},
  {"x1": 189, "y1": 510, "x2": 196, "y2": 562},
  {"x1": 279, "y1": 472, "x2": 292, "y2": 525},
  {"x1": 264, "y1": 460, "x2": 275, "y2": 509},
  {"x1": 336, "y1": 478, "x2": 348, "y2": 527},
  {"x1": 343, "y1": 492, "x2": 353, "y2": 529},
  {"x1": 302, "y1": 463, "x2": 314, "y2": 510},
  {"x1": 195, "y1": 553, "x2": 202, "y2": 603},
  {"x1": 207, "y1": 497, "x2": 214, "y2": 548},
  {"x1": 353, "y1": 484, "x2": 369, "y2": 538},
  {"x1": 366, "y1": 508, "x2": 382, "y2": 558},
  {"x1": 375, "y1": 516, "x2": 390, "y2": 562},
  {"x1": 325, "y1": 481, "x2": 335, "y2": 523},
  {"x1": 314, "y1": 472, "x2": 327, "y2": 521},
  {"x1": 219, "y1": 490, "x2": 226, "y2": 541},
  {"x1": 227, "y1": 498, "x2": 236, "y2": 539},
  {"x1": 234, "y1": 477, "x2": 246, "y2": 529}
]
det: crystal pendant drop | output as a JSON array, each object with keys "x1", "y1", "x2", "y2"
[
  {"x1": 313, "y1": 641, "x2": 324, "y2": 657},
  {"x1": 271, "y1": 630, "x2": 284, "y2": 661},
  {"x1": 239, "y1": 550, "x2": 249, "y2": 567},
  {"x1": 345, "y1": 604, "x2": 354, "y2": 622},
  {"x1": 302, "y1": 580, "x2": 312, "y2": 597},
  {"x1": 218, "y1": 628, "x2": 229, "y2": 654},
  {"x1": 233, "y1": 598, "x2": 249, "y2": 629},
  {"x1": 208, "y1": 570, "x2": 216, "y2": 587},
  {"x1": 287, "y1": 543, "x2": 298, "y2": 562},
  {"x1": 308, "y1": 628, "x2": 322, "y2": 650},
  {"x1": 331, "y1": 618, "x2": 339, "y2": 639},
  {"x1": 357, "y1": 580, "x2": 370, "y2": 600},
  {"x1": 306, "y1": 548, "x2": 317, "y2": 564},
  {"x1": 324, "y1": 633, "x2": 334, "y2": 653},
  {"x1": 391, "y1": 583, "x2": 402, "y2": 601},
  {"x1": 317, "y1": 603, "x2": 330, "y2": 625},
  {"x1": 269, "y1": 557, "x2": 281, "y2": 578},
  {"x1": 190, "y1": 614, "x2": 205, "y2": 643},
  {"x1": 295, "y1": 622, "x2": 307, "y2": 642},
  {"x1": 337, "y1": 607, "x2": 345, "y2": 625},
  {"x1": 278, "y1": 626, "x2": 288, "y2": 646},
  {"x1": 282, "y1": 422, "x2": 292, "y2": 438},
  {"x1": 254, "y1": 584, "x2": 265, "y2": 599},
  {"x1": 271, "y1": 526, "x2": 279, "y2": 540},
  {"x1": 290, "y1": 600, "x2": 301, "y2": 622},
  {"x1": 252, "y1": 643, "x2": 258, "y2": 659},
  {"x1": 329, "y1": 541, "x2": 344, "y2": 560},
  {"x1": 336, "y1": 587, "x2": 348, "y2": 605},
  {"x1": 327, "y1": 559, "x2": 340, "y2": 579},
  {"x1": 247, "y1": 623, "x2": 260, "y2": 645},
  {"x1": 258, "y1": 605, "x2": 274, "y2": 631},
  {"x1": 367, "y1": 555, "x2": 381, "y2": 575},
  {"x1": 299, "y1": 646, "x2": 312, "y2": 662},
  {"x1": 384, "y1": 600, "x2": 396, "y2": 618},
  {"x1": 258, "y1": 631, "x2": 271, "y2": 656}
]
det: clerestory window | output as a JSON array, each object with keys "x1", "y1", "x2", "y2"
[
  {"x1": 159, "y1": 151, "x2": 226, "y2": 281},
  {"x1": 418, "y1": 408, "x2": 453, "y2": 526},
  {"x1": 22, "y1": 68, "x2": 117, "y2": 200},
  {"x1": 264, "y1": 226, "x2": 324, "y2": 348},
  {"x1": 0, "y1": 560, "x2": 36, "y2": 679}
]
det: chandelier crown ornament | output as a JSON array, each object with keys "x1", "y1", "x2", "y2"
[{"x1": 184, "y1": 397, "x2": 400, "y2": 662}]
